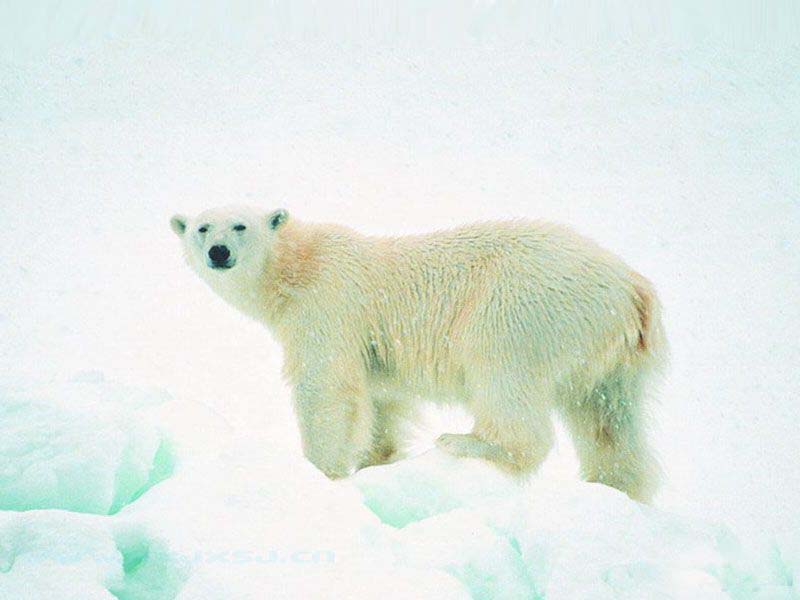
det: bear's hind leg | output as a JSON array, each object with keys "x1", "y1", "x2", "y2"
[
  {"x1": 561, "y1": 367, "x2": 660, "y2": 503},
  {"x1": 437, "y1": 378, "x2": 554, "y2": 476}
]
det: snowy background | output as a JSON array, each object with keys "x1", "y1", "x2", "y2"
[{"x1": 1, "y1": 1, "x2": 799, "y2": 598}]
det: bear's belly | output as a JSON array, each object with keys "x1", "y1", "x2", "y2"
[{"x1": 366, "y1": 370, "x2": 468, "y2": 406}]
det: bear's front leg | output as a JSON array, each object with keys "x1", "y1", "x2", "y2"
[
  {"x1": 358, "y1": 397, "x2": 411, "y2": 470},
  {"x1": 293, "y1": 375, "x2": 374, "y2": 479}
]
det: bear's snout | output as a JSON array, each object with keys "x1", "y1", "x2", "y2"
[{"x1": 208, "y1": 245, "x2": 233, "y2": 268}]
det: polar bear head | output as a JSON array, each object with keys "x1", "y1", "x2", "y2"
[{"x1": 170, "y1": 206, "x2": 289, "y2": 313}]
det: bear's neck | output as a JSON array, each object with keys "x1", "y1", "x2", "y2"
[
  {"x1": 223, "y1": 221, "x2": 327, "y2": 331},
  {"x1": 207, "y1": 221, "x2": 359, "y2": 340}
]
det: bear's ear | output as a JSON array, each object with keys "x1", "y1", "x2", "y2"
[
  {"x1": 267, "y1": 208, "x2": 289, "y2": 231},
  {"x1": 170, "y1": 214, "x2": 188, "y2": 236}
]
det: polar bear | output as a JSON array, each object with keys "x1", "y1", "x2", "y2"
[{"x1": 171, "y1": 206, "x2": 667, "y2": 502}]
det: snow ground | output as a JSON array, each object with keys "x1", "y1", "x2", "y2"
[{"x1": 1, "y1": 2, "x2": 799, "y2": 598}]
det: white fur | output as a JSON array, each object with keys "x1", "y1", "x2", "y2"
[{"x1": 173, "y1": 207, "x2": 667, "y2": 502}]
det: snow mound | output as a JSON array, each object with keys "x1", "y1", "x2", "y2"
[
  {"x1": 353, "y1": 452, "x2": 798, "y2": 599},
  {"x1": 109, "y1": 525, "x2": 189, "y2": 600},
  {"x1": 0, "y1": 382, "x2": 796, "y2": 598},
  {"x1": 0, "y1": 375, "x2": 175, "y2": 515},
  {"x1": 355, "y1": 451, "x2": 517, "y2": 528},
  {"x1": 0, "y1": 512, "x2": 120, "y2": 600},
  {"x1": 0, "y1": 511, "x2": 187, "y2": 600},
  {"x1": 127, "y1": 446, "x2": 469, "y2": 599}
]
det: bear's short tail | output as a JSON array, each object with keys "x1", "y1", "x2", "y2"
[{"x1": 630, "y1": 272, "x2": 666, "y2": 363}]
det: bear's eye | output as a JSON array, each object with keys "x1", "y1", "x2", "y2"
[
  {"x1": 233, "y1": 224, "x2": 246, "y2": 232},
  {"x1": 198, "y1": 226, "x2": 208, "y2": 234}
]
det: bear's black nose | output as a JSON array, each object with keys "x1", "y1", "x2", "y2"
[{"x1": 208, "y1": 245, "x2": 230, "y2": 263}]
